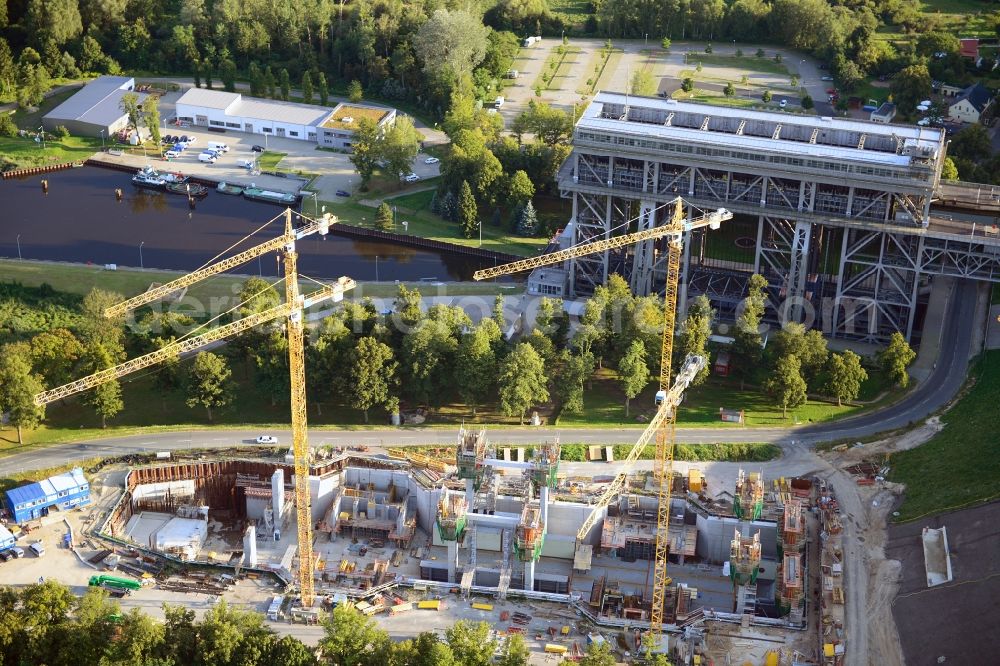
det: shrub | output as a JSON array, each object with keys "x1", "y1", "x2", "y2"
[
  {"x1": 54, "y1": 125, "x2": 71, "y2": 139},
  {"x1": 0, "y1": 114, "x2": 18, "y2": 138}
]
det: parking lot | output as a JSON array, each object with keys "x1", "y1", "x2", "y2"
[{"x1": 145, "y1": 92, "x2": 441, "y2": 201}]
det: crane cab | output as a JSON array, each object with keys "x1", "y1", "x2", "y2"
[{"x1": 654, "y1": 390, "x2": 667, "y2": 406}]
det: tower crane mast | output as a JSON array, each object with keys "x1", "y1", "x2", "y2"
[
  {"x1": 34, "y1": 209, "x2": 348, "y2": 608},
  {"x1": 475, "y1": 198, "x2": 731, "y2": 634}
]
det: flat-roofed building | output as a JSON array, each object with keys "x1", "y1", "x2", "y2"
[
  {"x1": 318, "y1": 103, "x2": 397, "y2": 150},
  {"x1": 175, "y1": 90, "x2": 395, "y2": 147},
  {"x1": 42, "y1": 76, "x2": 144, "y2": 137}
]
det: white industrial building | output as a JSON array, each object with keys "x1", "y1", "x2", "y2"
[
  {"x1": 42, "y1": 75, "x2": 143, "y2": 137},
  {"x1": 174, "y1": 89, "x2": 395, "y2": 148}
]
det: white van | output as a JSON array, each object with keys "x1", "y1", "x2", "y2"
[
  {"x1": 494, "y1": 96, "x2": 505, "y2": 108},
  {"x1": 206, "y1": 141, "x2": 229, "y2": 153},
  {"x1": 198, "y1": 152, "x2": 217, "y2": 163},
  {"x1": 29, "y1": 542, "x2": 44, "y2": 557}
]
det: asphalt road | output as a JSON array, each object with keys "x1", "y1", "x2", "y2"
[{"x1": 0, "y1": 281, "x2": 978, "y2": 476}]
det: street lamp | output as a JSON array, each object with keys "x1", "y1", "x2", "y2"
[
  {"x1": 100, "y1": 129, "x2": 105, "y2": 149},
  {"x1": 37, "y1": 126, "x2": 45, "y2": 150},
  {"x1": 375, "y1": 255, "x2": 379, "y2": 282},
  {"x1": 645, "y1": 33, "x2": 648, "y2": 50},
  {"x1": 312, "y1": 191, "x2": 318, "y2": 217},
  {"x1": 478, "y1": 220, "x2": 482, "y2": 247},
  {"x1": 16, "y1": 234, "x2": 21, "y2": 260},
  {"x1": 139, "y1": 241, "x2": 144, "y2": 269},
  {"x1": 393, "y1": 206, "x2": 397, "y2": 229}
]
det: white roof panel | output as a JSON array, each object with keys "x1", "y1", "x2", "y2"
[
  {"x1": 228, "y1": 98, "x2": 333, "y2": 127},
  {"x1": 176, "y1": 88, "x2": 241, "y2": 111}
]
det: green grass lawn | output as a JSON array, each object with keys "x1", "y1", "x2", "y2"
[
  {"x1": 682, "y1": 54, "x2": 791, "y2": 77},
  {"x1": 319, "y1": 196, "x2": 550, "y2": 258},
  {"x1": 557, "y1": 368, "x2": 862, "y2": 427},
  {"x1": 596, "y1": 50, "x2": 625, "y2": 91},
  {"x1": 0, "y1": 135, "x2": 103, "y2": 170},
  {"x1": 673, "y1": 89, "x2": 761, "y2": 109},
  {"x1": 257, "y1": 151, "x2": 287, "y2": 171},
  {"x1": 549, "y1": 0, "x2": 592, "y2": 27},
  {"x1": 534, "y1": 45, "x2": 582, "y2": 92},
  {"x1": 890, "y1": 350, "x2": 1000, "y2": 521}
]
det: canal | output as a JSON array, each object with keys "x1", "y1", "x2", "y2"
[{"x1": 0, "y1": 166, "x2": 496, "y2": 282}]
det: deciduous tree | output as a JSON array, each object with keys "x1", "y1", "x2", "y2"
[
  {"x1": 732, "y1": 273, "x2": 767, "y2": 388},
  {"x1": 825, "y1": 350, "x2": 868, "y2": 406},
  {"x1": 348, "y1": 117, "x2": 382, "y2": 189},
  {"x1": 301, "y1": 71, "x2": 313, "y2": 103},
  {"x1": 498, "y1": 342, "x2": 549, "y2": 423},
  {"x1": 347, "y1": 336, "x2": 397, "y2": 422},
  {"x1": 0, "y1": 345, "x2": 45, "y2": 444},
  {"x1": 347, "y1": 79, "x2": 363, "y2": 103},
  {"x1": 679, "y1": 295, "x2": 713, "y2": 384},
  {"x1": 381, "y1": 115, "x2": 421, "y2": 186},
  {"x1": 319, "y1": 605, "x2": 390, "y2": 666},
  {"x1": 764, "y1": 354, "x2": 807, "y2": 417},
  {"x1": 185, "y1": 351, "x2": 233, "y2": 422},
  {"x1": 413, "y1": 9, "x2": 489, "y2": 81},
  {"x1": 455, "y1": 322, "x2": 496, "y2": 415},
  {"x1": 445, "y1": 620, "x2": 497, "y2": 666},
  {"x1": 879, "y1": 331, "x2": 916, "y2": 388},
  {"x1": 618, "y1": 339, "x2": 650, "y2": 416}
]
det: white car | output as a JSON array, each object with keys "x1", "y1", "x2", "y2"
[
  {"x1": 403, "y1": 173, "x2": 420, "y2": 182},
  {"x1": 164, "y1": 150, "x2": 180, "y2": 159},
  {"x1": 256, "y1": 435, "x2": 278, "y2": 444},
  {"x1": 917, "y1": 117, "x2": 931, "y2": 126},
  {"x1": 779, "y1": 99, "x2": 787, "y2": 109},
  {"x1": 424, "y1": 156, "x2": 440, "y2": 164},
  {"x1": 820, "y1": 75, "x2": 833, "y2": 81}
]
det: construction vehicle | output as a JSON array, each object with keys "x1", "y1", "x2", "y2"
[
  {"x1": 89, "y1": 574, "x2": 141, "y2": 591},
  {"x1": 474, "y1": 198, "x2": 732, "y2": 634},
  {"x1": 34, "y1": 209, "x2": 351, "y2": 608}
]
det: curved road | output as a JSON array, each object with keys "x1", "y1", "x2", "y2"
[{"x1": 0, "y1": 282, "x2": 978, "y2": 476}]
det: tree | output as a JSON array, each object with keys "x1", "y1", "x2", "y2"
[
  {"x1": 220, "y1": 58, "x2": 236, "y2": 92},
  {"x1": 0, "y1": 346, "x2": 45, "y2": 444},
  {"x1": 723, "y1": 82, "x2": 735, "y2": 97},
  {"x1": 455, "y1": 322, "x2": 497, "y2": 415},
  {"x1": 191, "y1": 60, "x2": 201, "y2": 88},
  {"x1": 381, "y1": 116, "x2": 421, "y2": 186},
  {"x1": 413, "y1": 9, "x2": 490, "y2": 80},
  {"x1": 762, "y1": 89, "x2": 772, "y2": 103},
  {"x1": 392, "y1": 632, "x2": 456, "y2": 666},
  {"x1": 82, "y1": 343, "x2": 124, "y2": 428},
  {"x1": 347, "y1": 337, "x2": 397, "y2": 422},
  {"x1": 279, "y1": 68, "x2": 290, "y2": 100},
  {"x1": 348, "y1": 118, "x2": 382, "y2": 189},
  {"x1": 517, "y1": 200, "x2": 538, "y2": 236},
  {"x1": 0, "y1": 38, "x2": 15, "y2": 97},
  {"x1": 681, "y1": 77, "x2": 694, "y2": 92},
  {"x1": 679, "y1": 295, "x2": 713, "y2": 385},
  {"x1": 458, "y1": 180, "x2": 479, "y2": 239},
  {"x1": 347, "y1": 79, "x2": 363, "y2": 103},
  {"x1": 506, "y1": 170, "x2": 534, "y2": 207},
  {"x1": 264, "y1": 66, "x2": 275, "y2": 98},
  {"x1": 142, "y1": 94, "x2": 161, "y2": 149},
  {"x1": 661, "y1": 38, "x2": 672, "y2": 50},
  {"x1": 554, "y1": 349, "x2": 591, "y2": 414},
  {"x1": 29, "y1": 328, "x2": 83, "y2": 387},
  {"x1": 301, "y1": 71, "x2": 313, "y2": 104},
  {"x1": 375, "y1": 202, "x2": 394, "y2": 231},
  {"x1": 498, "y1": 343, "x2": 549, "y2": 424},
  {"x1": 248, "y1": 62, "x2": 262, "y2": 95},
  {"x1": 401, "y1": 320, "x2": 458, "y2": 405},
  {"x1": 879, "y1": 331, "x2": 916, "y2": 388},
  {"x1": 732, "y1": 273, "x2": 767, "y2": 388},
  {"x1": 26, "y1": 0, "x2": 83, "y2": 47},
  {"x1": 185, "y1": 352, "x2": 233, "y2": 422},
  {"x1": 446, "y1": 620, "x2": 497, "y2": 666},
  {"x1": 631, "y1": 69, "x2": 656, "y2": 96},
  {"x1": 801, "y1": 94, "x2": 813, "y2": 110},
  {"x1": 80, "y1": 288, "x2": 126, "y2": 353},
  {"x1": 890, "y1": 64, "x2": 932, "y2": 113},
  {"x1": 772, "y1": 322, "x2": 828, "y2": 386},
  {"x1": 496, "y1": 632, "x2": 530, "y2": 666},
  {"x1": 319, "y1": 605, "x2": 390, "y2": 666},
  {"x1": 618, "y1": 339, "x2": 650, "y2": 416},
  {"x1": 316, "y1": 71, "x2": 329, "y2": 106},
  {"x1": 825, "y1": 350, "x2": 868, "y2": 406},
  {"x1": 119, "y1": 91, "x2": 142, "y2": 131},
  {"x1": 576, "y1": 641, "x2": 616, "y2": 666},
  {"x1": 949, "y1": 124, "x2": 992, "y2": 162},
  {"x1": 438, "y1": 190, "x2": 457, "y2": 221},
  {"x1": 941, "y1": 157, "x2": 959, "y2": 181},
  {"x1": 765, "y1": 354, "x2": 807, "y2": 417},
  {"x1": 203, "y1": 59, "x2": 213, "y2": 89}
]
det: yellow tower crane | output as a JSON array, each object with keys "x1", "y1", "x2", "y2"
[
  {"x1": 33, "y1": 209, "x2": 351, "y2": 608},
  {"x1": 474, "y1": 198, "x2": 731, "y2": 634}
]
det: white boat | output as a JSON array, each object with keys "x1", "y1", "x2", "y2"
[{"x1": 131, "y1": 166, "x2": 166, "y2": 189}]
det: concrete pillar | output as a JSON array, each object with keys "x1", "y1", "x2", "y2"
[
  {"x1": 243, "y1": 525, "x2": 257, "y2": 567},
  {"x1": 524, "y1": 559, "x2": 535, "y2": 592},
  {"x1": 465, "y1": 478, "x2": 475, "y2": 510},
  {"x1": 539, "y1": 486, "x2": 549, "y2": 536},
  {"x1": 447, "y1": 539, "x2": 458, "y2": 583},
  {"x1": 272, "y1": 469, "x2": 284, "y2": 541}
]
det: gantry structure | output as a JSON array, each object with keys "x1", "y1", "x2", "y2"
[{"x1": 554, "y1": 92, "x2": 1000, "y2": 342}]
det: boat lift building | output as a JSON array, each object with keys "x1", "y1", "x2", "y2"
[{"x1": 552, "y1": 93, "x2": 1000, "y2": 343}]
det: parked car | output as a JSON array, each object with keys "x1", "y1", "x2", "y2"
[
  {"x1": 251, "y1": 145, "x2": 264, "y2": 153},
  {"x1": 10, "y1": 547, "x2": 24, "y2": 558},
  {"x1": 820, "y1": 75, "x2": 834, "y2": 81},
  {"x1": 917, "y1": 117, "x2": 931, "y2": 126},
  {"x1": 0, "y1": 550, "x2": 12, "y2": 562},
  {"x1": 29, "y1": 542, "x2": 44, "y2": 557},
  {"x1": 403, "y1": 173, "x2": 419, "y2": 182},
  {"x1": 256, "y1": 435, "x2": 278, "y2": 444},
  {"x1": 164, "y1": 150, "x2": 180, "y2": 159},
  {"x1": 335, "y1": 190, "x2": 350, "y2": 197},
  {"x1": 424, "y1": 156, "x2": 440, "y2": 164},
  {"x1": 779, "y1": 99, "x2": 787, "y2": 109},
  {"x1": 198, "y1": 152, "x2": 217, "y2": 163},
  {"x1": 238, "y1": 159, "x2": 255, "y2": 169},
  {"x1": 182, "y1": 136, "x2": 195, "y2": 144}
]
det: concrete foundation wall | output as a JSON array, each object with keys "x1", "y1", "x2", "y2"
[
  {"x1": 246, "y1": 496, "x2": 269, "y2": 521},
  {"x1": 695, "y1": 515, "x2": 778, "y2": 563},
  {"x1": 133, "y1": 480, "x2": 196, "y2": 501}
]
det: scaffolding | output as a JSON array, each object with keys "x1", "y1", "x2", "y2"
[{"x1": 734, "y1": 469, "x2": 764, "y2": 521}]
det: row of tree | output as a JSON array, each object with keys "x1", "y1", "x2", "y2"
[{"x1": 0, "y1": 580, "x2": 632, "y2": 666}]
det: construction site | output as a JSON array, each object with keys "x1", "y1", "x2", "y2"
[{"x1": 59, "y1": 426, "x2": 846, "y2": 664}]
